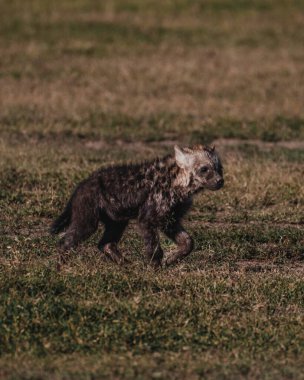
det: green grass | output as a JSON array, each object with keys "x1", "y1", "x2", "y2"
[
  {"x1": 1, "y1": 266, "x2": 303, "y2": 355},
  {"x1": 0, "y1": 263, "x2": 303, "y2": 379},
  {"x1": 2, "y1": 112, "x2": 304, "y2": 144},
  {"x1": 1, "y1": 0, "x2": 304, "y2": 379}
]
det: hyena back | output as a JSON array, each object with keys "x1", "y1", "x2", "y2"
[{"x1": 51, "y1": 145, "x2": 224, "y2": 267}]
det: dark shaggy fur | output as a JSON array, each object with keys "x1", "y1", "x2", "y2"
[{"x1": 51, "y1": 145, "x2": 224, "y2": 267}]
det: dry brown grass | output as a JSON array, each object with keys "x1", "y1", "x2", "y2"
[{"x1": 1, "y1": 46, "x2": 304, "y2": 120}]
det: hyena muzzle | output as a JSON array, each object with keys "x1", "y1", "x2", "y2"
[{"x1": 51, "y1": 145, "x2": 224, "y2": 268}]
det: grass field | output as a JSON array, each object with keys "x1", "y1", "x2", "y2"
[{"x1": 1, "y1": 0, "x2": 304, "y2": 379}]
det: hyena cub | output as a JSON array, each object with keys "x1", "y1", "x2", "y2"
[{"x1": 51, "y1": 145, "x2": 224, "y2": 268}]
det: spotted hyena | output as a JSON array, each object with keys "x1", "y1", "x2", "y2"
[{"x1": 51, "y1": 145, "x2": 224, "y2": 267}]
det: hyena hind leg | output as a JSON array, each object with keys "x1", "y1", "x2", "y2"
[
  {"x1": 161, "y1": 222, "x2": 194, "y2": 267},
  {"x1": 98, "y1": 218, "x2": 129, "y2": 264},
  {"x1": 57, "y1": 215, "x2": 99, "y2": 269}
]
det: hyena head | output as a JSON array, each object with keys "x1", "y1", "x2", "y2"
[{"x1": 174, "y1": 145, "x2": 224, "y2": 192}]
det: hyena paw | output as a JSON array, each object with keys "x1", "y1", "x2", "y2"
[
  {"x1": 163, "y1": 251, "x2": 184, "y2": 267},
  {"x1": 101, "y1": 243, "x2": 130, "y2": 265}
]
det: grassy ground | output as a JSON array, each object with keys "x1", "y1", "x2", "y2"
[{"x1": 0, "y1": 0, "x2": 304, "y2": 379}]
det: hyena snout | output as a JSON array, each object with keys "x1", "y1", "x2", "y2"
[
  {"x1": 206, "y1": 174, "x2": 224, "y2": 191},
  {"x1": 215, "y1": 177, "x2": 224, "y2": 189}
]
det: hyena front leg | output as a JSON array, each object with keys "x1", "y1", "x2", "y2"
[
  {"x1": 161, "y1": 222, "x2": 194, "y2": 266},
  {"x1": 138, "y1": 222, "x2": 164, "y2": 268},
  {"x1": 98, "y1": 218, "x2": 129, "y2": 264}
]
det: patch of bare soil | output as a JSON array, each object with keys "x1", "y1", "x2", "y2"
[
  {"x1": 85, "y1": 139, "x2": 156, "y2": 153},
  {"x1": 85, "y1": 140, "x2": 110, "y2": 150},
  {"x1": 85, "y1": 139, "x2": 179, "y2": 153},
  {"x1": 212, "y1": 138, "x2": 304, "y2": 150},
  {"x1": 85, "y1": 138, "x2": 304, "y2": 153}
]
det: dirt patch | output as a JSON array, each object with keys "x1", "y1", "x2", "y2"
[
  {"x1": 85, "y1": 139, "x2": 156, "y2": 153},
  {"x1": 213, "y1": 138, "x2": 304, "y2": 150},
  {"x1": 85, "y1": 140, "x2": 109, "y2": 150},
  {"x1": 85, "y1": 138, "x2": 304, "y2": 152},
  {"x1": 85, "y1": 139, "x2": 178, "y2": 152}
]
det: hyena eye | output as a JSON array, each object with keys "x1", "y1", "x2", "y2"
[{"x1": 199, "y1": 166, "x2": 208, "y2": 174}]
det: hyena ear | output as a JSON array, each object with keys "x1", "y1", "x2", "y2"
[{"x1": 174, "y1": 145, "x2": 193, "y2": 169}]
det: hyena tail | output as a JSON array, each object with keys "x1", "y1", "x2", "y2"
[{"x1": 50, "y1": 199, "x2": 72, "y2": 235}]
